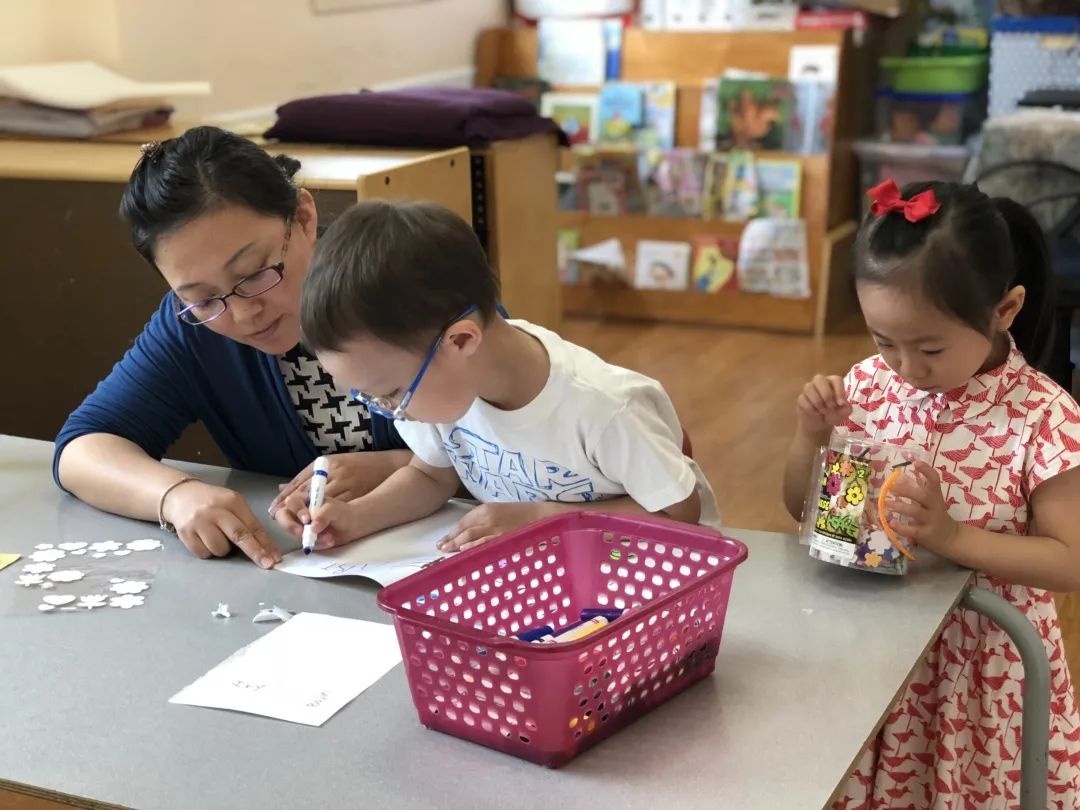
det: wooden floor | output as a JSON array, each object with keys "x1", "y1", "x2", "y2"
[{"x1": 560, "y1": 316, "x2": 1080, "y2": 686}]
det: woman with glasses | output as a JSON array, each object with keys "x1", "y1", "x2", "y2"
[{"x1": 54, "y1": 126, "x2": 411, "y2": 569}]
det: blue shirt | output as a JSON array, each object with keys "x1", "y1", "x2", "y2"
[{"x1": 54, "y1": 293, "x2": 406, "y2": 489}]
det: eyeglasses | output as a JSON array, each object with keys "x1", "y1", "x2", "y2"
[
  {"x1": 175, "y1": 223, "x2": 292, "y2": 326},
  {"x1": 350, "y1": 305, "x2": 479, "y2": 421}
]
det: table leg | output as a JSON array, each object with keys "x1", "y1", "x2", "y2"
[{"x1": 961, "y1": 587, "x2": 1049, "y2": 810}]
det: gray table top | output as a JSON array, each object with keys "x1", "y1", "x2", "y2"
[{"x1": 0, "y1": 435, "x2": 973, "y2": 810}]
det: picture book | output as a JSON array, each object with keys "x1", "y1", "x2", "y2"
[
  {"x1": 575, "y1": 149, "x2": 644, "y2": 215},
  {"x1": 737, "y1": 218, "x2": 810, "y2": 298},
  {"x1": 638, "y1": 82, "x2": 677, "y2": 149},
  {"x1": 597, "y1": 82, "x2": 676, "y2": 149},
  {"x1": 713, "y1": 78, "x2": 794, "y2": 150},
  {"x1": 756, "y1": 158, "x2": 803, "y2": 219},
  {"x1": 699, "y1": 78, "x2": 719, "y2": 150},
  {"x1": 720, "y1": 149, "x2": 760, "y2": 222},
  {"x1": 702, "y1": 153, "x2": 727, "y2": 220},
  {"x1": 598, "y1": 82, "x2": 645, "y2": 146},
  {"x1": 691, "y1": 236, "x2": 740, "y2": 293},
  {"x1": 540, "y1": 92, "x2": 599, "y2": 146},
  {"x1": 557, "y1": 229, "x2": 582, "y2": 284},
  {"x1": 639, "y1": 148, "x2": 707, "y2": 218},
  {"x1": 786, "y1": 80, "x2": 834, "y2": 154},
  {"x1": 634, "y1": 240, "x2": 692, "y2": 291}
]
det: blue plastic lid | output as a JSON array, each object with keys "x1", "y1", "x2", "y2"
[
  {"x1": 992, "y1": 16, "x2": 1080, "y2": 35},
  {"x1": 887, "y1": 91, "x2": 976, "y2": 102}
]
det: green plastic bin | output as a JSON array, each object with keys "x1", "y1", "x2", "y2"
[{"x1": 880, "y1": 54, "x2": 989, "y2": 94}]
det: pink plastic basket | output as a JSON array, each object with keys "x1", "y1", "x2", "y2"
[{"x1": 377, "y1": 512, "x2": 748, "y2": 767}]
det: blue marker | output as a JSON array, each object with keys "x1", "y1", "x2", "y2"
[
  {"x1": 301, "y1": 456, "x2": 329, "y2": 555},
  {"x1": 580, "y1": 607, "x2": 624, "y2": 622},
  {"x1": 516, "y1": 625, "x2": 554, "y2": 642}
]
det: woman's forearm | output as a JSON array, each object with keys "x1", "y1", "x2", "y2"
[{"x1": 57, "y1": 433, "x2": 191, "y2": 520}]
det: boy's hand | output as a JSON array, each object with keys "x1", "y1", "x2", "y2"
[
  {"x1": 269, "y1": 452, "x2": 404, "y2": 537},
  {"x1": 437, "y1": 503, "x2": 551, "y2": 552},
  {"x1": 305, "y1": 497, "x2": 366, "y2": 551},
  {"x1": 796, "y1": 374, "x2": 852, "y2": 435},
  {"x1": 884, "y1": 460, "x2": 959, "y2": 553}
]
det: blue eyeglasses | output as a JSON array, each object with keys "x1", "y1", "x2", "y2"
[{"x1": 350, "y1": 305, "x2": 480, "y2": 421}]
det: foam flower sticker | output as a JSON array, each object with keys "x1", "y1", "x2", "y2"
[
  {"x1": 89, "y1": 541, "x2": 122, "y2": 553},
  {"x1": 109, "y1": 594, "x2": 145, "y2": 609},
  {"x1": 23, "y1": 562, "x2": 56, "y2": 574},
  {"x1": 77, "y1": 594, "x2": 108, "y2": 610},
  {"x1": 30, "y1": 548, "x2": 65, "y2": 563},
  {"x1": 47, "y1": 570, "x2": 85, "y2": 583},
  {"x1": 826, "y1": 474, "x2": 843, "y2": 496},
  {"x1": 126, "y1": 539, "x2": 162, "y2": 552},
  {"x1": 845, "y1": 483, "x2": 866, "y2": 506},
  {"x1": 15, "y1": 573, "x2": 44, "y2": 587},
  {"x1": 109, "y1": 580, "x2": 149, "y2": 595}
]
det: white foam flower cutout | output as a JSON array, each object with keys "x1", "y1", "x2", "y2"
[
  {"x1": 30, "y1": 549, "x2": 65, "y2": 563},
  {"x1": 112, "y1": 550, "x2": 132, "y2": 557},
  {"x1": 15, "y1": 573, "x2": 44, "y2": 587},
  {"x1": 109, "y1": 580, "x2": 149, "y2": 595},
  {"x1": 77, "y1": 594, "x2": 108, "y2": 610},
  {"x1": 89, "y1": 541, "x2": 122, "y2": 553},
  {"x1": 109, "y1": 594, "x2": 145, "y2": 609},
  {"x1": 42, "y1": 594, "x2": 76, "y2": 606},
  {"x1": 58, "y1": 542, "x2": 88, "y2": 551},
  {"x1": 40, "y1": 581, "x2": 55, "y2": 590},
  {"x1": 34, "y1": 544, "x2": 54, "y2": 550},
  {"x1": 23, "y1": 562, "x2": 56, "y2": 574},
  {"x1": 126, "y1": 539, "x2": 162, "y2": 552},
  {"x1": 47, "y1": 570, "x2": 85, "y2": 583}
]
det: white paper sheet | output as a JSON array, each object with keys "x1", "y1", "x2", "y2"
[
  {"x1": 273, "y1": 502, "x2": 472, "y2": 586},
  {"x1": 169, "y1": 613, "x2": 401, "y2": 726}
]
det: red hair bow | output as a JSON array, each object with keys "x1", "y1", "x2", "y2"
[{"x1": 868, "y1": 179, "x2": 941, "y2": 223}]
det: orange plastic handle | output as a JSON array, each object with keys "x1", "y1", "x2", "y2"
[{"x1": 878, "y1": 466, "x2": 917, "y2": 562}]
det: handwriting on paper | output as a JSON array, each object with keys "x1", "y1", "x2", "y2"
[
  {"x1": 169, "y1": 613, "x2": 402, "y2": 726},
  {"x1": 274, "y1": 502, "x2": 472, "y2": 585}
]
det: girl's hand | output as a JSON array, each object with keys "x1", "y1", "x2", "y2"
[
  {"x1": 796, "y1": 375, "x2": 852, "y2": 435},
  {"x1": 306, "y1": 497, "x2": 366, "y2": 551},
  {"x1": 885, "y1": 461, "x2": 959, "y2": 553},
  {"x1": 437, "y1": 503, "x2": 550, "y2": 552}
]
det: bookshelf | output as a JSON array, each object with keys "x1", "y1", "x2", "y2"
[{"x1": 475, "y1": 26, "x2": 865, "y2": 336}]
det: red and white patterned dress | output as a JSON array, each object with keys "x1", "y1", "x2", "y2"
[{"x1": 832, "y1": 343, "x2": 1080, "y2": 809}]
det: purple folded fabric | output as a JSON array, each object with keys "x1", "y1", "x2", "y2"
[{"x1": 264, "y1": 87, "x2": 566, "y2": 148}]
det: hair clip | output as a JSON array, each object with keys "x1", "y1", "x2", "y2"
[
  {"x1": 868, "y1": 179, "x2": 941, "y2": 223},
  {"x1": 138, "y1": 141, "x2": 163, "y2": 159}
]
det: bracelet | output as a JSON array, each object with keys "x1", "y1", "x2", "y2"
[{"x1": 158, "y1": 476, "x2": 198, "y2": 533}]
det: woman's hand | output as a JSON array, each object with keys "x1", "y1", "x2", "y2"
[
  {"x1": 161, "y1": 480, "x2": 282, "y2": 569},
  {"x1": 269, "y1": 451, "x2": 408, "y2": 537}
]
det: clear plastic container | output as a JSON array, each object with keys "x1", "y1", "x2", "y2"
[
  {"x1": 800, "y1": 437, "x2": 929, "y2": 576},
  {"x1": 852, "y1": 139, "x2": 971, "y2": 218},
  {"x1": 875, "y1": 90, "x2": 984, "y2": 145}
]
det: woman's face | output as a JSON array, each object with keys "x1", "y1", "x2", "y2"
[{"x1": 153, "y1": 190, "x2": 318, "y2": 355}]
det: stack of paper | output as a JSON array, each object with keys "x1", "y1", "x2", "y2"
[{"x1": 0, "y1": 62, "x2": 210, "y2": 138}]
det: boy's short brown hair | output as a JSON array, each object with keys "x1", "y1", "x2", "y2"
[{"x1": 300, "y1": 200, "x2": 500, "y2": 353}]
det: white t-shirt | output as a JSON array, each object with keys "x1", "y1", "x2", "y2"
[{"x1": 396, "y1": 320, "x2": 721, "y2": 529}]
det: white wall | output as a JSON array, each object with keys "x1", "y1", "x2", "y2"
[{"x1": 3, "y1": 0, "x2": 506, "y2": 118}]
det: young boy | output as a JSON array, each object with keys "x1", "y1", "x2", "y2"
[{"x1": 291, "y1": 200, "x2": 720, "y2": 551}]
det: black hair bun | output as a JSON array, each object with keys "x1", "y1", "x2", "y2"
[{"x1": 273, "y1": 154, "x2": 301, "y2": 181}]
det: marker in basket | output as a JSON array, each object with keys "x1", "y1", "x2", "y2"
[
  {"x1": 580, "y1": 607, "x2": 624, "y2": 622},
  {"x1": 516, "y1": 624, "x2": 554, "y2": 642},
  {"x1": 301, "y1": 456, "x2": 329, "y2": 555},
  {"x1": 537, "y1": 616, "x2": 609, "y2": 644}
]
